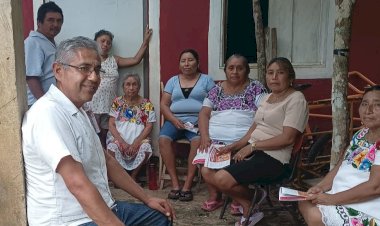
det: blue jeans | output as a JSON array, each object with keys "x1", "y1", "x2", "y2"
[
  {"x1": 80, "y1": 201, "x2": 170, "y2": 226},
  {"x1": 159, "y1": 120, "x2": 199, "y2": 141}
]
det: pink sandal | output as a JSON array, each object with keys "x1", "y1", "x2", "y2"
[
  {"x1": 230, "y1": 203, "x2": 243, "y2": 215},
  {"x1": 201, "y1": 199, "x2": 224, "y2": 212}
]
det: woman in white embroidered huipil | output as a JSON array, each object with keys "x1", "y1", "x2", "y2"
[
  {"x1": 300, "y1": 85, "x2": 380, "y2": 226},
  {"x1": 107, "y1": 74, "x2": 156, "y2": 181},
  {"x1": 197, "y1": 54, "x2": 266, "y2": 213}
]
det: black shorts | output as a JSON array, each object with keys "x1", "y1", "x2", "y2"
[{"x1": 224, "y1": 150, "x2": 287, "y2": 185}]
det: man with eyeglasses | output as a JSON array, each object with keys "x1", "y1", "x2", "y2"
[
  {"x1": 25, "y1": 1, "x2": 63, "y2": 107},
  {"x1": 22, "y1": 36, "x2": 174, "y2": 226}
]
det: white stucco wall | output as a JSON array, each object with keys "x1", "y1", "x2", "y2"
[{"x1": 33, "y1": 0, "x2": 146, "y2": 96}]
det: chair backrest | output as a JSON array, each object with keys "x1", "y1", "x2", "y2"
[
  {"x1": 251, "y1": 133, "x2": 305, "y2": 185},
  {"x1": 160, "y1": 81, "x2": 164, "y2": 127},
  {"x1": 286, "y1": 133, "x2": 305, "y2": 181}
]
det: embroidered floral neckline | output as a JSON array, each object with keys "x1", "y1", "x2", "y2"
[{"x1": 344, "y1": 128, "x2": 380, "y2": 172}]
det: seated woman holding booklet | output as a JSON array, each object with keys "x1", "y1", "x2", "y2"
[
  {"x1": 197, "y1": 54, "x2": 266, "y2": 212},
  {"x1": 201, "y1": 57, "x2": 308, "y2": 226},
  {"x1": 299, "y1": 85, "x2": 380, "y2": 226},
  {"x1": 159, "y1": 49, "x2": 215, "y2": 202}
]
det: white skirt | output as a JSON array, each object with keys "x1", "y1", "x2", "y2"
[
  {"x1": 107, "y1": 141, "x2": 152, "y2": 170},
  {"x1": 318, "y1": 205, "x2": 380, "y2": 226}
]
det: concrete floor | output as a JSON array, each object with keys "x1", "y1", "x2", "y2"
[{"x1": 110, "y1": 182, "x2": 306, "y2": 226}]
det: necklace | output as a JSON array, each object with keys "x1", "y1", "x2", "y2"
[
  {"x1": 267, "y1": 88, "x2": 293, "y2": 104},
  {"x1": 262, "y1": 89, "x2": 294, "y2": 121}
]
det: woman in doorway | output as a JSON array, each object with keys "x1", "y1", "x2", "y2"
[{"x1": 90, "y1": 27, "x2": 153, "y2": 147}]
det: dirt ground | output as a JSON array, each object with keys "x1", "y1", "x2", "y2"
[{"x1": 110, "y1": 182, "x2": 306, "y2": 226}]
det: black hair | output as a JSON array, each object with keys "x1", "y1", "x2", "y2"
[
  {"x1": 37, "y1": 1, "x2": 63, "y2": 24},
  {"x1": 363, "y1": 85, "x2": 380, "y2": 95},
  {"x1": 94, "y1": 29, "x2": 114, "y2": 41},
  {"x1": 179, "y1": 48, "x2": 201, "y2": 72}
]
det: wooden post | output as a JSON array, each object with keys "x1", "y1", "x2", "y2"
[
  {"x1": 331, "y1": 0, "x2": 356, "y2": 168},
  {"x1": 0, "y1": 0, "x2": 28, "y2": 225},
  {"x1": 271, "y1": 28, "x2": 277, "y2": 59},
  {"x1": 253, "y1": 0, "x2": 266, "y2": 84},
  {"x1": 264, "y1": 28, "x2": 277, "y2": 63}
]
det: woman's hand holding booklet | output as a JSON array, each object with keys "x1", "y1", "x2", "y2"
[
  {"x1": 192, "y1": 144, "x2": 231, "y2": 169},
  {"x1": 279, "y1": 187, "x2": 308, "y2": 201}
]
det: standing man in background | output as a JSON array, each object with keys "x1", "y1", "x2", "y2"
[{"x1": 25, "y1": 1, "x2": 63, "y2": 107}]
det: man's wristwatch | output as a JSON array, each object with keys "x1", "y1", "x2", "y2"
[{"x1": 251, "y1": 141, "x2": 257, "y2": 153}]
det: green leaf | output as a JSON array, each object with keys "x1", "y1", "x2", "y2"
[{"x1": 347, "y1": 207, "x2": 359, "y2": 216}]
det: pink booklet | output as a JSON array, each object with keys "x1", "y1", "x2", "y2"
[{"x1": 278, "y1": 187, "x2": 308, "y2": 201}]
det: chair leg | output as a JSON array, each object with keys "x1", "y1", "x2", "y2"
[
  {"x1": 244, "y1": 188, "x2": 258, "y2": 226},
  {"x1": 159, "y1": 165, "x2": 166, "y2": 190},
  {"x1": 256, "y1": 187, "x2": 268, "y2": 207},
  {"x1": 158, "y1": 154, "x2": 163, "y2": 189},
  {"x1": 195, "y1": 166, "x2": 202, "y2": 192},
  {"x1": 219, "y1": 196, "x2": 231, "y2": 219},
  {"x1": 244, "y1": 187, "x2": 267, "y2": 226},
  {"x1": 265, "y1": 185, "x2": 273, "y2": 207}
]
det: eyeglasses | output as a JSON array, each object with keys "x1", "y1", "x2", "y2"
[{"x1": 60, "y1": 63, "x2": 105, "y2": 76}]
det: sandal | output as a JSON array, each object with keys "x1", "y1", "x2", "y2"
[
  {"x1": 201, "y1": 199, "x2": 224, "y2": 212},
  {"x1": 230, "y1": 203, "x2": 243, "y2": 216},
  {"x1": 167, "y1": 189, "x2": 181, "y2": 200},
  {"x1": 235, "y1": 212, "x2": 264, "y2": 226},
  {"x1": 179, "y1": 190, "x2": 193, "y2": 201}
]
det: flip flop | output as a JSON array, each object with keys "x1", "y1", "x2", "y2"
[
  {"x1": 201, "y1": 199, "x2": 224, "y2": 212},
  {"x1": 179, "y1": 190, "x2": 193, "y2": 201},
  {"x1": 235, "y1": 212, "x2": 264, "y2": 226},
  {"x1": 230, "y1": 203, "x2": 243, "y2": 215},
  {"x1": 167, "y1": 189, "x2": 181, "y2": 200}
]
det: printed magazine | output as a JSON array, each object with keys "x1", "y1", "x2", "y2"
[{"x1": 192, "y1": 144, "x2": 230, "y2": 169}]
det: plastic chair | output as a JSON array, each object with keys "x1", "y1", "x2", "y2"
[{"x1": 219, "y1": 133, "x2": 305, "y2": 225}]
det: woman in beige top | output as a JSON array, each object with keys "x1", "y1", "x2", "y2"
[{"x1": 201, "y1": 57, "x2": 308, "y2": 226}]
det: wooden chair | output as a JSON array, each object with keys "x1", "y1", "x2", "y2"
[
  {"x1": 158, "y1": 82, "x2": 201, "y2": 189},
  {"x1": 219, "y1": 133, "x2": 305, "y2": 225},
  {"x1": 159, "y1": 139, "x2": 194, "y2": 189}
]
